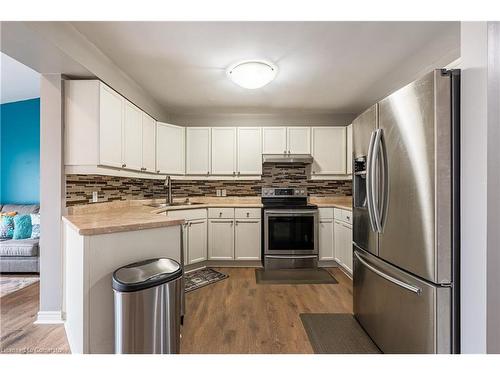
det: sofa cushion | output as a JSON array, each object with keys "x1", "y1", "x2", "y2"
[
  {"x1": 1, "y1": 204, "x2": 39, "y2": 214},
  {"x1": 13, "y1": 215, "x2": 32, "y2": 239},
  {"x1": 0, "y1": 216, "x2": 15, "y2": 239},
  {"x1": 0, "y1": 238, "x2": 39, "y2": 257}
]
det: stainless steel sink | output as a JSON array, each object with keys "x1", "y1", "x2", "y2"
[{"x1": 145, "y1": 202, "x2": 204, "y2": 208}]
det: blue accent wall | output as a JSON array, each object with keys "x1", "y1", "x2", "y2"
[{"x1": 0, "y1": 98, "x2": 40, "y2": 204}]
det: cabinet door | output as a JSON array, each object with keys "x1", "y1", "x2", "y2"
[
  {"x1": 123, "y1": 101, "x2": 143, "y2": 171},
  {"x1": 262, "y1": 127, "x2": 287, "y2": 154},
  {"x1": 156, "y1": 122, "x2": 185, "y2": 175},
  {"x1": 211, "y1": 127, "x2": 236, "y2": 175},
  {"x1": 334, "y1": 219, "x2": 344, "y2": 265},
  {"x1": 319, "y1": 218, "x2": 334, "y2": 261},
  {"x1": 186, "y1": 128, "x2": 211, "y2": 175},
  {"x1": 99, "y1": 84, "x2": 123, "y2": 168},
  {"x1": 187, "y1": 219, "x2": 207, "y2": 264},
  {"x1": 343, "y1": 223, "x2": 353, "y2": 274},
  {"x1": 311, "y1": 127, "x2": 347, "y2": 175},
  {"x1": 237, "y1": 127, "x2": 262, "y2": 175},
  {"x1": 234, "y1": 219, "x2": 261, "y2": 260},
  {"x1": 208, "y1": 219, "x2": 234, "y2": 260},
  {"x1": 287, "y1": 127, "x2": 311, "y2": 154},
  {"x1": 141, "y1": 113, "x2": 156, "y2": 173},
  {"x1": 346, "y1": 124, "x2": 353, "y2": 175}
]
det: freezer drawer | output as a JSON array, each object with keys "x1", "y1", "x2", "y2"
[{"x1": 353, "y1": 247, "x2": 451, "y2": 354}]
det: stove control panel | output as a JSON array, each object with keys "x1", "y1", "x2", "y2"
[{"x1": 261, "y1": 187, "x2": 307, "y2": 197}]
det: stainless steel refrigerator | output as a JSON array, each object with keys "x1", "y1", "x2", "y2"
[{"x1": 352, "y1": 69, "x2": 460, "y2": 354}]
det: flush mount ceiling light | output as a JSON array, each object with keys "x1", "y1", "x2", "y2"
[{"x1": 227, "y1": 60, "x2": 278, "y2": 89}]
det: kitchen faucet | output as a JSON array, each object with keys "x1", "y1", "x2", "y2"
[{"x1": 165, "y1": 176, "x2": 172, "y2": 205}]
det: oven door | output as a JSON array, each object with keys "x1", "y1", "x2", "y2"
[{"x1": 264, "y1": 209, "x2": 318, "y2": 256}]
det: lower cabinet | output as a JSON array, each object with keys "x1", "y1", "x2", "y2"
[
  {"x1": 186, "y1": 219, "x2": 207, "y2": 264},
  {"x1": 319, "y1": 218, "x2": 335, "y2": 261},
  {"x1": 208, "y1": 219, "x2": 235, "y2": 260},
  {"x1": 234, "y1": 219, "x2": 261, "y2": 260},
  {"x1": 334, "y1": 218, "x2": 353, "y2": 274}
]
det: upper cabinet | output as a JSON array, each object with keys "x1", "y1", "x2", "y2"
[
  {"x1": 287, "y1": 127, "x2": 311, "y2": 154},
  {"x1": 186, "y1": 127, "x2": 211, "y2": 175},
  {"x1": 311, "y1": 127, "x2": 347, "y2": 175},
  {"x1": 211, "y1": 127, "x2": 237, "y2": 175},
  {"x1": 156, "y1": 122, "x2": 185, "y2": 175},
  {"x1": 262, "y1": 127, "x2": 287, "y2": 154},
  {"x1": 98, "y1": 84, "x2": 124, "y2": 168},
  {"x1": 346, "y1": 124, "x2": 353, "y2": 175},
  {"x1": 141, "y1": 113, "x2": 156, "y2": 173},
  {"x1": 237, "y1": 127, "x2": 262, "y2": 175},
  {"x1": 123, "y1": 101, "x2": 143, "y2": 171}
]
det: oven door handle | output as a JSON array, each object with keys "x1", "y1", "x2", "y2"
[
  {"x1": 264, "y1": 210, "x2": 318, "y2": 216},
  {"x1": 265, "y1": 255, "x2": 318, "y2": 259}
]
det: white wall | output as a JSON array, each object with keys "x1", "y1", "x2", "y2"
[
  {"x1": 486, "y1": 22, "x2": 500, "y2": 354},
  {"x1": 37, "y1": 74, "x2": 64, "y2": 322},
  {"x1": 460, "y1": 21, "x2": 500, "y2": 354}
]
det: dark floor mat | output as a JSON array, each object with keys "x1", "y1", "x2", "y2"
[
  {"x1": 184, "y1": 268, "x2": 228, "y2": 293},
  {"x1": 255, "y1": 268, "x2": 338, "y2": 285},
  {"x1": 300, "y1": 313, "x2": 381, "y2": 354}
]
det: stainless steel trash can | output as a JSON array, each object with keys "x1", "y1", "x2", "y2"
[{"x1": 112, "y1": 258, "x2": 183, "y2": 354}]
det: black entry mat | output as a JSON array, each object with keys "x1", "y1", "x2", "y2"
[
  {"x1": 255, "y1": 268, "x2": 338, "y2": 285},
  {"x1": 300, "y1": 313, "x2": 381, "y2": 354},
  {"x1": 184, "y1": 268, "x2": 228, "y2": 293}
]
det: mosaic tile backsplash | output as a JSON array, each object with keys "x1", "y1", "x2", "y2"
[{"x1": 66, "y1": 164, "x2": 352, "y2": 206}]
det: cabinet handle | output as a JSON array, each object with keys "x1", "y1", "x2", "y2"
[
  {"x1": 122, "y1": 164, "x2": 126, "y2": 168},
  {"x1": 246, "y1": 212, "x2": 250, "y2": 217},
  {"x1": 288, "y1": 150, "x2": 291, "y2": 154},
  {"x1": 238, "y1": 171, "x2": 240, "y2": 176}
]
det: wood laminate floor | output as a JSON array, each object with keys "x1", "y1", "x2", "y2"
[
  {"x1": 0, "y1": 267, "x2": 353, "y2": 354},
  {"x1": 0, "y1": 281, "x2": 70, "y2": 354},
  {"x1": 181, "y1": 267, "x2": 353, "y2": 354}
]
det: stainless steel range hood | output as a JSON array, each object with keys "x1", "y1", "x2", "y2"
[{"x1": 262, "y1": 154, "x2": 314, "y2": 164}]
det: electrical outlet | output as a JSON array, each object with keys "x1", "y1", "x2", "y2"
[
  {"x1": 221, "y1": 189, "x2": 227, "y2": 197},
  {"x1": 216, "y1": 189, "x2": 221, "y2": 197},
  {"x1": 92, "y1": 191, "x2": 98, "y2": 203}
]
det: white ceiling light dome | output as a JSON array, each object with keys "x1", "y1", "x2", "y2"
[{"x1": 227, "y1": 60, "x2": 278, "y2": 89}]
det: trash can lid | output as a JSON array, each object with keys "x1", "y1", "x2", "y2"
[{"x1": 112, "y1": 258, "x2": 182, "y2": 293}]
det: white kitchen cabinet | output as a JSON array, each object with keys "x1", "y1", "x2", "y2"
[
  {"x1": 237, "y1": 127, "x2": 262, "y2": 175},
  {"x1": 334, "y1": 213, "x2": 353, "y2": 275},
  {"x1": 287, "y1": 127, "x2": 311, "y2": 154},
  {"x1": 211, "y1": 127, "x2": 236, "y2": 175},
  {"x1": 234, "y1": 219, "x2": 261, "y2": 260},
  {"x1": 187, "y1": 219, "x2": 207, "y2": 264},
  {"x1": 186, "y1": 127, "x2": 211, "y2": 175},
  {"x1": 319, "y1": 218, "x2": 335, "y2": 261},
  {"x1": 311, "y1": 127, "x2": 347, "y2": 175},
  {"x1": 156, "y1": 122, "x2": 185, "y2": 175},
  {"x1": 123, "y1": 101, "x2": 143, "y2": 171},
  {"x1": 346, "y1": 124, "x2": 353, "y2": 175},
  {"x1": 262, "y1": 127, "x2": 287, "y2": 154},
  {"x1": 141, "y1": 113, "x2": 156, "y2": 173},
  {"x1": 98, "y1": 84, "x2": 124, "y2": 168},
  {"x1": 208, "y1": 219, "x2": 235, "y2": 260}
]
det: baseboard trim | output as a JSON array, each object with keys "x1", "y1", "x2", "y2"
[{"x1": 35, "y1": 310, "x2": 64, "y2": 325}]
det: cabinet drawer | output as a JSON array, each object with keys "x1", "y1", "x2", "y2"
[
  {"x1": 166, "y1": 208, "x2": 207, "y2": 221},
  {"x1": 334, "y1": 208, "x2": 343, "y2": 220},
  {"x1": 235, "y1": 208, "x2": 261, "y2": 219},
  {"x1": 318, "y1": 208, "x2": 334, "y2": 220},
  {"x1": 208, "y1": 207, "x2": 235, "y2": 219},
  {"x1": 342, "y1": 210, "x2": 352, "y2": 224}
]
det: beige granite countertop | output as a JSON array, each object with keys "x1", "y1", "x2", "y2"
[
  {"x1": 63, "y1": 196, "x2": 352, "y2": 235},
  {"x1": 309, "y1": 196, "x2": 352, "y2": 211}
]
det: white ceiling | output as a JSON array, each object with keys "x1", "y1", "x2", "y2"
[
  {"x1": 72, "y1": 22, "x2": 459, "y2": 115},
  {"x1": 1, "y1": 52, "x2": 40, "y2": 104}
]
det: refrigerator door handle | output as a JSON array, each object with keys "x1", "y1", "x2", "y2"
[
  {"x1": 371, "y1": 129, "x2": 383, "y2": 232},
  {"x1": 366, "y1": 131, "x2": 378, "y2": 232},
  {"x1": 354, "y1": 251, "x2": 422, "y2": 295},
  {"x1": 378, "y1": 129, "x2": 389, "y2": 232}
]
